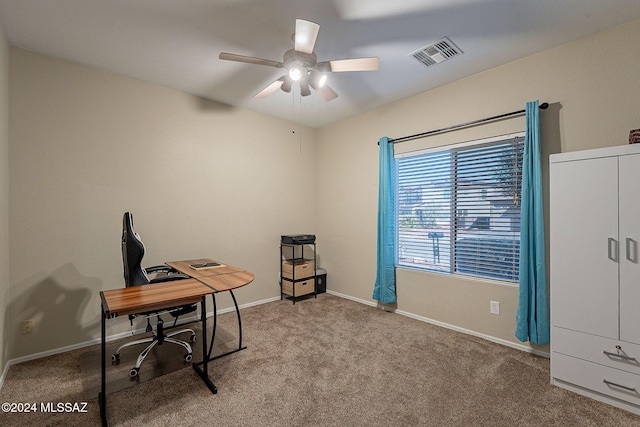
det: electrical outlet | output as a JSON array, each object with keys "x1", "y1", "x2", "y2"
[
  {"x1": 21, "y1": 319, "x2": 35, "y2": 334},
  {"x1": 490, "y1": 301, "x2": 500, "y2": 315}
]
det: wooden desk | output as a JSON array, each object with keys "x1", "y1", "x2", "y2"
[
  {"x1": 101, "y1": 278, "x2": 210, "y2": 317},
  {"x1": 166, "y1": 259, "x2": 244, "y2": 278},
  {"x1": 99, "y1": 261, "x2": 253, "y2": 427},
  {"x1": 167, "y1": 259, "x2": 253, "y2": 363},
  {"x1": 167, "y1": 258, "x2": 254, "y2": 291}
]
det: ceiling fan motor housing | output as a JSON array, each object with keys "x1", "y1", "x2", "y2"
[{"x1": 283, "y1": 49, "x2": 317, "y2": 81}]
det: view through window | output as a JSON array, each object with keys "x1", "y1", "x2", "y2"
[{"x1": 395, "y1": 133, "x2": 525, "y2": 283}]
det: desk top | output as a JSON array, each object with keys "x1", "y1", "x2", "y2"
[
  {"x1": 168, "y1": 259, "x2": 254, "y2": 292},
  {"x1": 196, "y1": 270, "x2": 254, "y2": 292},
  {"x1": 166, "y1": 259, "x2": 245, "y2": 278},
  {"x1": 101, "y1": 259, "x2": 254, "y2": 317},
  {"x1": 101, "y1": 279, "x2": 211, "y2": 317}
]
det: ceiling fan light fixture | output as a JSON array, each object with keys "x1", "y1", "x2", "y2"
[
  {"x1": 289, "y1": 67, "x2": 303, "y2": 81},
  {"x1": 300, "y1": 80, "x2": 311, "y2": 96},
  {"x1": 309, "y1": 70, "x2": 327, "y2": 88},
  {"x1": 281, "y1": 76, "x2": 293, "y2": 93}
]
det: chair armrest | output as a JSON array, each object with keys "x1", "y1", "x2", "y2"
[
  {"x1": 144, "y1": 265, "x2": 174, "y2": 274},
  {"x1": 149, "y1": 274, "x2": 190, "y2": 284},
  {"x1": 146, "y1": 265, "x2": 190, "y2": 284}
]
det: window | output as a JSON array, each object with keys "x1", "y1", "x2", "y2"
[{"x1": 396, "y1": 133, "x2": 524, "y2": 283}]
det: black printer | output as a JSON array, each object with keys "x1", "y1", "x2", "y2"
[{"x1": 281, "y1": 234, "x2": 316, "y2": 244}]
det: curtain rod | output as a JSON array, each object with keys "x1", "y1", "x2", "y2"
[{"x1": 378, "y1": 102, "x2": 548, "y2": 145}]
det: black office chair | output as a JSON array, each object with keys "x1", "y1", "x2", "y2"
[{"x1": 112, "y1": 212, "x2": 198, "y2": 378}]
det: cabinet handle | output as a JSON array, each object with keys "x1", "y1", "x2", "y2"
[
  {"x1": 626, "y1": 238, "x2": 637, "y2": 263},
  {"x1": 603, "y1": 379, "x2": 637, "y2": 393},
  {"x1": 603, "y1": 350, "x2": 638, "y2": 362},
  {"x1": 608, "y1": 238, "x2": 618, "y2": 262}
]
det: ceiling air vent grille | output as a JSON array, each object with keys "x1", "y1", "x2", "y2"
[{"x1": 410, "y1": 37, "x2": 463, "y2": 67}]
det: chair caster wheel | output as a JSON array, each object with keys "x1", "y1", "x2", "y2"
[
  {"x1": 184, "y1": 353, "x2": 193, "y2": 363},
  {"x1": 190, "y1": 334, "x2": 197, "y2": 343},
  {"x1": 129, "y1": 368, "x2": 139, "y2": 378},
  {"x1": 111, "y1": 353, "x2": 120, "y2": 362}
]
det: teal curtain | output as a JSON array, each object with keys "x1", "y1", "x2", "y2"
[
  {"x1": 373, "y1": 136, "x2": 396, "y2": 304},
  {"x1": 515, "y1": 100, "x2": 549, "y2": 345}
]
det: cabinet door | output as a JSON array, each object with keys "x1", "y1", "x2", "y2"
[
  {"x1": 550, "y1": 156, "x2": 619, "y2": 339},
  {"x1": 619, "y1": 154, "x2": 640, "y2": 344}
]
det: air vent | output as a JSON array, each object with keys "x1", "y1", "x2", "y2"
[{"x1": 410, "y1": 37, "x2": 463, "y2": 67}]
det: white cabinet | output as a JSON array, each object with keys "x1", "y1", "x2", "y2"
[
  {"x1": 550, "y1": 144, "x2": 640, "y2": 415},
  {"x1": 618, "y1": 154, "x2": 640, "y2": 344}
]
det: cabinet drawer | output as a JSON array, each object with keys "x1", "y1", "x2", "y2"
[
  {"x1": 282, "y1": 278, "x2": 315, "y2": 297},
  {"x1": 553, "y1": 352, "x2": 640, "y2": 407},
  {"x1": 552, "y1": 327, "x2": 640, "y2": 375},
  {"x1": 282, "y1": 260, "x2": 314, "y2": 279}
]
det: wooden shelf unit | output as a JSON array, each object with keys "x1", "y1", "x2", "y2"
[{"x1": 280, "y1": 241, "x2": 316, "y2": 304}]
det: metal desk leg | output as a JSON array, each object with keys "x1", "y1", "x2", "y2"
[
  {"x1": 99, "y1": 305, "x2": 108, "y2": 427},
  {"x1": 206, "y1": 293, "x2": 218, "y2": 360},
  {"x1": 207, "y1": 290, "x2": 246, "y2": 361},
  {"x1": 192, "y1": 295, "x2": 217, "y2": 393},
  {"x1": 230, "y1": 290, "x2": 245, "y2": 352}
]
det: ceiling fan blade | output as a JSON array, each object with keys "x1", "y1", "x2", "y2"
[
  {"x1": 299, "y1": 80, "x2": 311, "y2": 97},
  {"x1": 255, "y1": 77, "x2": 285, "y2": 98},
  {"x1": 312, "y1": 84, "x2": 338, "y2": 102},
  {"x1": 294, "y1": 19, "x2": 320, "y2": 54},
  {"x1": 219, "y1": 52, "x2": 283, "y2": 68},
  {"x1": 317, "y1": 57, "x2": 380, "y2": 72}
]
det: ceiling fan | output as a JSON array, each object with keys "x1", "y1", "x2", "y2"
[{"x1": 219, "y1": 19, "x2": 379, "y2": 101}]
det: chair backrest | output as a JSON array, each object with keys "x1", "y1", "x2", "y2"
[{"x1": 122, "y1": 212, "x2": 150, "y2": 287}]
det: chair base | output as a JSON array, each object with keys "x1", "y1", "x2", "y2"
[{"x1": 112, "y1": 327, "x2": 196, "y2": 377}]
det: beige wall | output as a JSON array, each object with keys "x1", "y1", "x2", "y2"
[
  {"x1": 316, "y1": 18, "x2": 640, "y2": 353},
  {"x1": 0, "y1": 21, "x2": 9, "y2": 372},
  {"x1": 7, "y1": 48, "x2": 316, "y2": 360},
  {"x1": 4, "y1": 18, "x2": 640, "y2": 364}
]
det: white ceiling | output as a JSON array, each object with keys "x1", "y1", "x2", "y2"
[{"x1": 1, "y1": 0, "x2": 639, "y2": 128}]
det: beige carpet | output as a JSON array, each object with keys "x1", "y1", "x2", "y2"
[
  {"x1": 1, "y1": 293, "x2": 640, "y2": 426},
  {"x1": 78, "y1": 318, "x2": 239, "y2": 399}
]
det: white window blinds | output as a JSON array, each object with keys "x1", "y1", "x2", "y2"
[{"x1": 396, "y1": 133, "x2": 524, "y2": 283}]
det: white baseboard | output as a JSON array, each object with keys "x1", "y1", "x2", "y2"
[
  {"x1": 326, "y1": 290, "x2": 550, "y2": 358},
  {"x1": 0, "y1": 295, "x2": 280, "y2": 390}
]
